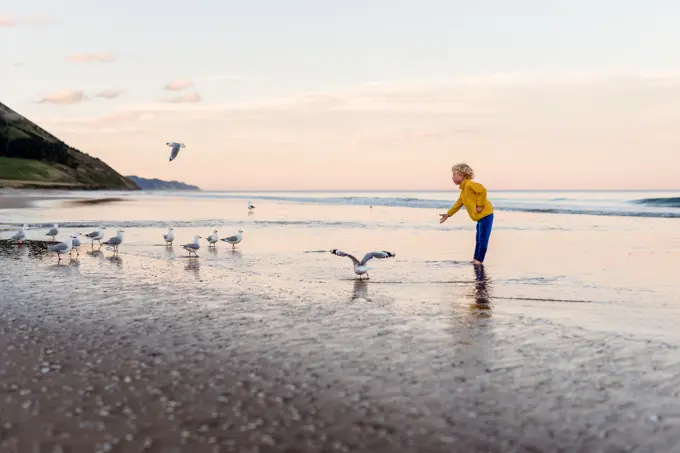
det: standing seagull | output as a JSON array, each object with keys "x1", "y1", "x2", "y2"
[
  {"x1": 10, "y1": 224, "x2": 29, "y2": 244},
  {"x1": 102, "y1": 230, "x2": 125, "y2": 253},
  {"x1": 85, "y1": 226, "x2": 106, "y2": 246},
  {"x1": 220, "y1": 229, "x2": 243, "y2": 250},
  {"x1": 48, "y1": 236, "x2": 73, "y2": 263},
  {"x1": 46, "y1": 224, "x2": 59, "y2": 242},
  {"x1": 330, "y1": 249, "x2": 396, "y2": 279},
  {"x1": 248, "y1": 200, "x2": 255, "y2": 211},
  {"x1": 206, "y1": 229, "x2": 219, "y2": 247},
  {"x1": 70, "y1": 232, "x2": 82, "y2": 257},
  {"x1": 166, "y1": 142, "x2": 186, "y2": 162},
  {"x1": 164, "y1": 227, "x2": 175, "y2": 246},
  {"x1": 182, "y1": 235, "x2": 202, "y2": 257}
]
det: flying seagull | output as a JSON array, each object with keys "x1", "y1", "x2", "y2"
[
  {"x1": 166, "y1": 142, "x2": 186, "y2": 162},
  {"x1": 330, "y1": 249, "x2": 395, "y2": 279}
]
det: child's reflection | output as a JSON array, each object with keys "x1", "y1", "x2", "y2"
[{"x1": 471, "y1": 265, "x2": 492, "y2": 317}]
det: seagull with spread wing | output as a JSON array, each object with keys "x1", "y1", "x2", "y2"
[
  {"x1": 166, "y1": 142, "x2": 186, "y2": 162},
  {"x1": 330, "y1": 249, "x2": 395, "y2": 279}
]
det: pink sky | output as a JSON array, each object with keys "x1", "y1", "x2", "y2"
[
  {"x1": 27, "y1": 74, "x2": 680, "y2": 191},
  {"x1": 5, "y1": 2, "x2": 680, "y2": 190}
]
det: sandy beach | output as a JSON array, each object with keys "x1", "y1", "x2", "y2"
[{"x1": 1, "y1": 190, "x2": 679, "y2": 452}]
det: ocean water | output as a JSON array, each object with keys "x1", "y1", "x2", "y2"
[{"x1": 1, "y1": 189, "x2": 679, "y2": 342}]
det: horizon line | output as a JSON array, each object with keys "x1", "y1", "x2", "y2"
[{"x1": 190, "y1": 188, "x2": 680, "y2": 193}]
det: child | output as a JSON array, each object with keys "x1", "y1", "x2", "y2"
[{"x1": 439, "y1": 163, "x2": 494, "y2": 265}]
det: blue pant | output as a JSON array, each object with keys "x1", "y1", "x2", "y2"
[{"x1": 474, "y1": 213, "x2": 494, "y2": 262}]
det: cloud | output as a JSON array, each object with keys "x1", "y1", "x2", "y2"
[
  {"x1": 0, "y1": 15, "x2": 16, "y2": 27},
  {"x1": 0, "y1": 14, "x2": 54, "y2": 27},
  {"x1": 24, "y1": 16, "x2": 55, "y2": 27},
  {"x1": 160, "y1": 92, "x2": 201, "y2": 104},
  {"x1": 164, "y1": 79, "x2": 193, "y2": 91},
  {"x1": 202, "y1": 74, "x2": 243, "y2": 81},
  {"x1": 37, "y1": 90, "x2": 89, "y2": 105},
  {"x1": 65, "y1": 52, "x2": 116, "y2": 63},
  {"x1": 95, "y1": 89, "x2": 125, "y2": 100}
]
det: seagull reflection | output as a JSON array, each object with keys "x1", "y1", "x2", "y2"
[
  {"x1": 351, "y1": 279, "x2": 369, "y2": 301},
  {"x1": 185, "y1": 260, "x2": 200, "y2": 278},
  {"x1": 107, "y1": 255, "x2": 123, "y2": 267}
]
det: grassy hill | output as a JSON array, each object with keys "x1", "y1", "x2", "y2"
[{"x1": 0, "y1": 101, "x2": 139, "y2": 190}]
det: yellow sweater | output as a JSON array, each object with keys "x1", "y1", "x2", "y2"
[{"x1": 447, "y1": 179, "x2": 494, "y2": 221}]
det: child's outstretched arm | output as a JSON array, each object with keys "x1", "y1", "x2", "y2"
[{"x1": 440, "y1": 196, "x2": 463, "y2": 223}]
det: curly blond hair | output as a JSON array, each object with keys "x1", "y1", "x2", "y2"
[{"x1": 452, "y1": 163, "x2": 474, "y2": 179}]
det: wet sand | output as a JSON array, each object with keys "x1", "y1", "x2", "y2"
[
  {"x1": 1, "y1": 237, "x2": 680, "y2": 452},
  {"x1": 0, "y1": 195, "x2": 34, "y2": 210},
  {"x1": 0, "y1": 192, "x2": 81, "y2": 211}
]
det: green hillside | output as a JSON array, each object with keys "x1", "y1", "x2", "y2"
[{"x1": 0, "y1": 102, "x2": 139, "y2": 190}]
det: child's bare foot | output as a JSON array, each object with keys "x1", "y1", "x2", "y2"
[{"x1": 472, "y1": 259, "x2": 483, "y2": 265}]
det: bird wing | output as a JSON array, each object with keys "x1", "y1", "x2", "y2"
[
  {"x1": 331, "y1": 249, "x2": 359, "y2": 265},
  {"x1": 49, "y1": 242, "x2": 68, "y2": 252},
  {"x1": 360, "y1": 251, "x2": 395, "y2": 265},
  {"x1": 85, "y1": 231, "x2": 98, "y2": 238},
  {"x1": 221, "y1": 235, "x2": 238, "y2": 242}
]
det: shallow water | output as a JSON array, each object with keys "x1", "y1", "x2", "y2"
[{"x1": 1, "y1": 191, "x2": 679, "y2": 340}]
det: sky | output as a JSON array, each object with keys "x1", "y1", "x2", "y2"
[{"x1": 2, "y1": 0, "x2": 680, "y2": 191}]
